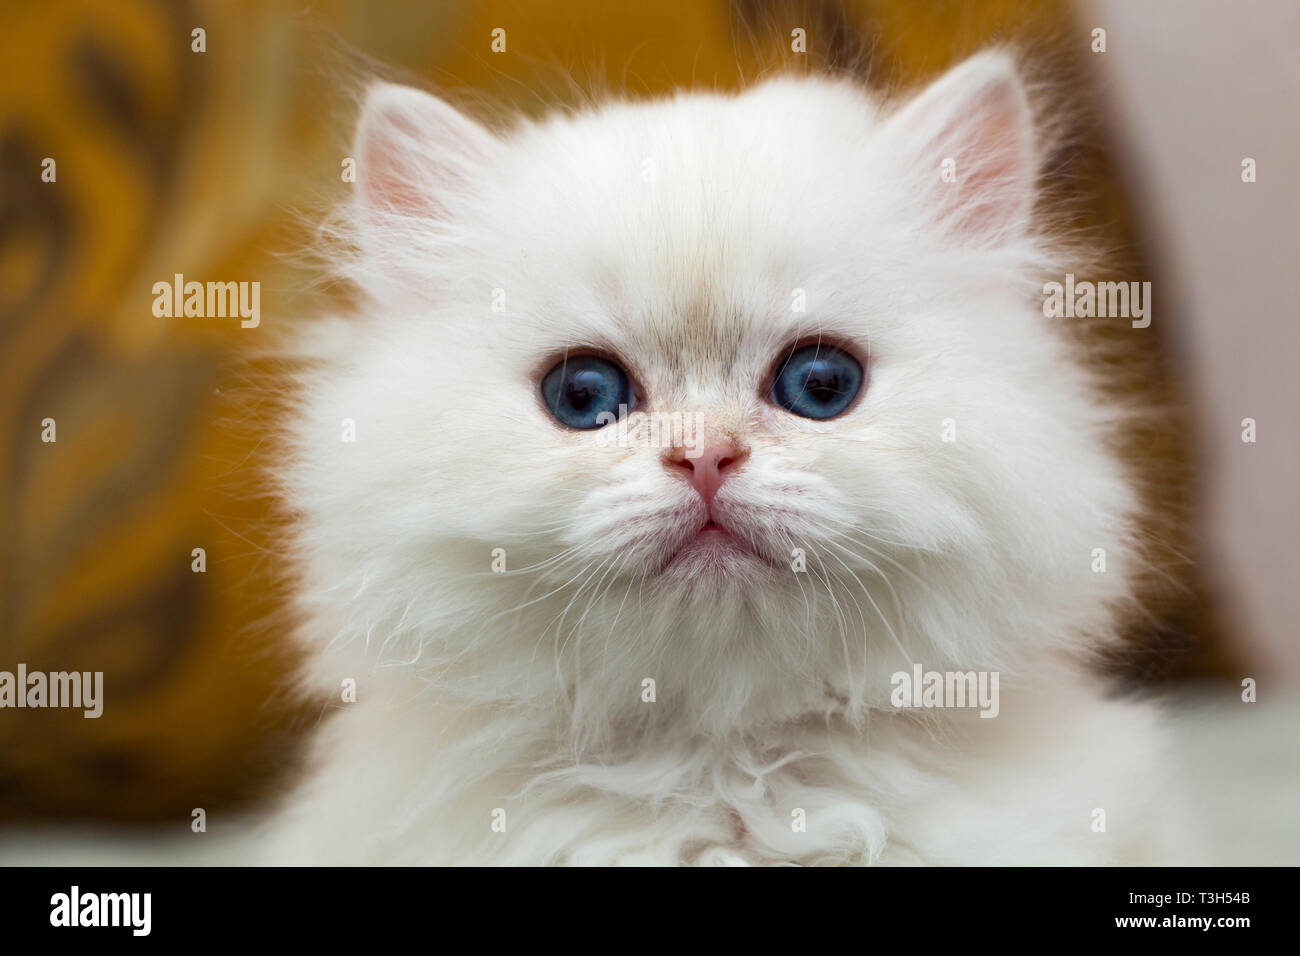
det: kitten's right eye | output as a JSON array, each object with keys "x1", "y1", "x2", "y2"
[{"x1": 540, "y1": 354, "x2": 633, "y2": 430}]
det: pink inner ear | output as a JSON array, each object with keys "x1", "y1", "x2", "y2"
[
  {"x1": 942, "y1": 82, "x2": 1034, "y2": 238},
  {"x1": 890, "y1": 55, "x2": 1036, "y2": 244},
  {"x1": 360, "y1": 112, "x2": 437, "y2": 217},
  {"x1": 355, "y1": 84, "x2": 496, "y2": 221}
]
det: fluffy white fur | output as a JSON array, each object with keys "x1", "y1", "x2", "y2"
[{"x1": 267, "y1": 52, "x2": 1192, "y2": 864}]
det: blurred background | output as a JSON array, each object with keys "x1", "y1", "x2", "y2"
[{"x1": 1, "y1": 0, "x2": 1296, "y2": 862}]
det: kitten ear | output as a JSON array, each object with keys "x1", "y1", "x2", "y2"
[
  {"x1": 354, "y1": 82, "x2": 496, "y2": 221},
  {"x1": 881, "y1": 52, "x2": 1036, "y2": 244}
]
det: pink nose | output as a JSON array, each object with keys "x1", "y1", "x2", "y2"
[{"x1": 664, "y1": 436, "x2": 748, "y2": 505}]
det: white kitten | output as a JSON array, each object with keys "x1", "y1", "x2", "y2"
[{"x1": 268, "y1": 51, "x2": 1192, "y2": 864}]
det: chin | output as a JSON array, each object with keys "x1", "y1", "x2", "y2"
[{"x1": 655, "y1": 525, "x2": 781, "y2": 591}]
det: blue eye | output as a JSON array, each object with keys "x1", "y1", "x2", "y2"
[
  {"x1": 771, "y1": 343, "x2": 864, "y2": 419},
  {"x1": 541, "y1": 354, "x2": 633, "y2": 429}
]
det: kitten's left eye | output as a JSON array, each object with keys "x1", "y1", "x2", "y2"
[
  {"x1": 540, "y1": 354, "x2": 633, "y2": 429},
  {"x1": 770, "y1": 343, "x2": 863, "y2": 420}
]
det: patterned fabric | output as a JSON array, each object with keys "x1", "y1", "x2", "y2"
[{"x1": 0, "y1": 0, "x2": 1224, "y2": 822}]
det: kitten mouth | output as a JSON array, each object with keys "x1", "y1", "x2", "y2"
[{"x1": 659, "y1": 516, "x2": 768, "y2": 576}]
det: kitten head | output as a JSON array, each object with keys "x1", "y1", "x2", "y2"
[{"x1": 287, "y1": 52, "x2": 1138, "y2": 743}]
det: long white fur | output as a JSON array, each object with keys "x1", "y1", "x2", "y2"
[{"x1": 266, "y1": 52, "x2": 1192, "y2": 864}]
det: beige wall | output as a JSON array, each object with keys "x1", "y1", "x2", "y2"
[{"x1": 1085, "y1": 0, "x2": 1300, "y2": 684}]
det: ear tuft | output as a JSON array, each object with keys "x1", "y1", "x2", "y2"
[
  {"x1": 354, "y1": 82, "x2": 497, "y2": 221},
  {"x1": 883, "y1": 52, "x2": 1036, "y2": 244}
]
